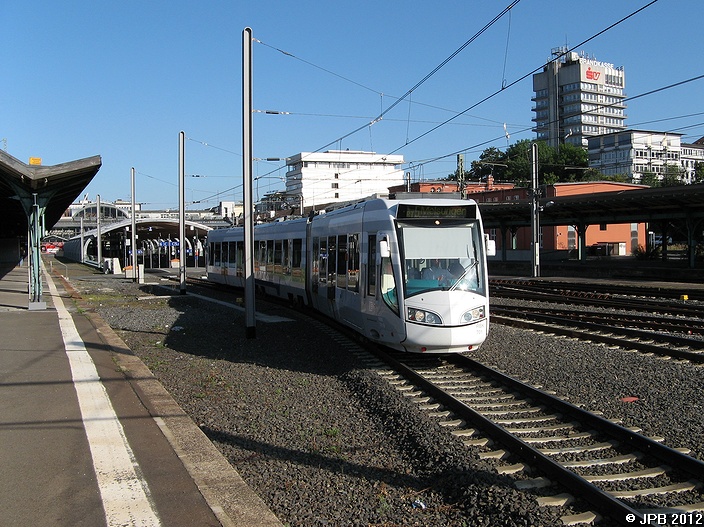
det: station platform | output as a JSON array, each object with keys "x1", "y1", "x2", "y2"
[{"x1": 0, "y1": 263, "x2": 283, "y2": 527}]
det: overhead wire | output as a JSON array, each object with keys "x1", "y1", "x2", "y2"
[
  {"x1": 191, "y1": 10, "x2": 529, "y2": 199},
  {"x1": 252, "y1": 1, "x2": 666, "y2": 174},
  {"x1": 187, "y1": 68, "x2": 702, "y2": 207},
  {"x1": 406, "y1": 71, "x2": 704, "y2": 173},
  {"x1": 254, "y1": 47, "x2": 509, "y2": 127},
  {"x1": 253, "y1": 38, "x2": 381, "y2": 97},
  {"x1": 386, "y1": 0, "x2": 662, "y2": 155},
  {"x1": 501, "y1": 6, "x2": 512, "y2": 89},
  {"x1": 188, "y1": 0, "x2": 700, "y2": 206},
  {"x1": 186, "y1": 3, "x2": 522, "y2": 207},
  {"x1": 253, "y1": 6, "x2": 520, "y2": 130},
  {"x1": 307, "y1": 0, "x2": 522, "y2": 154},
  {"x1": 630, "y1": 111, "x2": 704, "y2": 129}
]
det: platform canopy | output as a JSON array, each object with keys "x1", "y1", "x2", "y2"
[
  {"x1": 479, "y1": 183, "x2": 704, "y2": 228},
  {"x1": 0, "y1": 150, "x2": 102, "y2": 237}
]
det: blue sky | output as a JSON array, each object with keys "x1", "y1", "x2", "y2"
[{"x1": 4, "y1": 0, "x2": 703, "y2": 209}]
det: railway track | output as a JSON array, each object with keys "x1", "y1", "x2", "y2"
[
  {"x1": 490, "y1": 278, "x2": 704, "y2": 303},
  {"x1": 497, "y1": 305, "x2": 704, "y2": 337},
  {"x1": 365, "y1": 349, "x2": 704, "y2": 526},
  {"x1": 490, "y1": 281, "x2": 704, "y2": 319},
  {"x1": 174, "y1": 273, "x2": 704, "y2": 524},
  {"x1": 490, "y1": 305, "x2": 704, "y2": 365}
]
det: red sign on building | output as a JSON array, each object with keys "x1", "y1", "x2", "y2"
[{"x1": 586, "y1": 67, "x2": 601, "y2": 81}]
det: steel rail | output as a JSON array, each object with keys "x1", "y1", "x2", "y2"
[
  {"x1": 490, "y1": 311, "x2": 704, "y2": 364},
  {"x1": 490, "y1": 279, "x2": 704, "y2": 302},
  {"x1": 373, "y1": 347, "x2": 647, "y2": 526},
  {"x1": 448, "y1": 354, "x2": 704, "y2": 482},
  {"x1": 375, "y1": 348, "x2": 704, "y2": 525},
  {"x1": 181, "y1": 273, "x2": 704, "y2": 524},
  {"x1": 490, "y1": 286, "x2": 704, "y2": 318},
  {"x1": 494, "y1": 305, "x2": 704, "y2": 335}
]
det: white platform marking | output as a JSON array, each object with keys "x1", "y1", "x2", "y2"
[{"x1": 44, "y1": 270, "x2": 161, "y2": 526}]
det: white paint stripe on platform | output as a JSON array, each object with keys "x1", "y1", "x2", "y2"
[{"x1": 44, "y1": 270, "x2": 161, "y2": 527}]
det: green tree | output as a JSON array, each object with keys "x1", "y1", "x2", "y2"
[
  {"x1": 466, "y1": 139, "x2": 588, "y2": 186},
  {"x1": 504, "y1": 139, "x2": 533, "y2": 186},
  {"x1": 661, "y1": 164, "x2": 686, "y2": 186},
  {"x1": 640, "y1": 171, "x2": 659, "y2": 187},
  {"x1": 555, "y1": 143, "x2": 589, "y2": 181},
  {"x1": 447, "y1": 168, "x2": 472, "y2": 182},
  {"x1": 468, "y1": 147, "x2": 506, "y2": 180},
  {"x1": 694, "y1": 162, "x2": 704, "y2": 184},
  {"x1": 594, "y1": 172, "x2": 630, "y2": 183}
]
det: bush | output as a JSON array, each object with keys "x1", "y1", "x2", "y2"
[{"x1": 632, "y1": 244, "x2": 661, "y2": 260}]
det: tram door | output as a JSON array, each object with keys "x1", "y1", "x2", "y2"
[
  {"x1": 310, "y1": 236, "x2": 334, "y2": 318},
  {"x1": 362, "y1": 233, "x2": 405, "y2": 346}
]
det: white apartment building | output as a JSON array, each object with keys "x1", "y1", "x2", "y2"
[
  {"x1": 682, "y1": 138, "x2": 704, "y2": 182},
  {"x1": 284, "y1": 150, "x2": 405, "y2": 209},
  {"x1": 533, "y1": 47, "x2": 627, "y2": 149},
  {"x1": 588, "y1": 130, "x2": 704, "y2": 183}
]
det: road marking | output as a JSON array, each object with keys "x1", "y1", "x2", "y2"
[{"x1": 44, "y1": 270, "x2": 161, "y2": 526}]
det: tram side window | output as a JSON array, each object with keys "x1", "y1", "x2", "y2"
[
  {"x1": 336, "y1": 234, "x2": 347, "y2": 289},
  {"x1": 381, "y1": 256, "x2": 398, "y2": 314},
  {"x1": 257, "y1": 240, "x2": 266, "y2": 271},
  {"x1": 267, "y1": 240, "x2": 274, "y2": 270},
  {"x1": 274, "y1": 239, "x2": 282, "y2": 275},
  {"x1": 282, "y1": 239, "x2": 290, "y2": 274},
  {"x1": 236, "y1": 241, "x2": 244, "y2": 276},
  {"x1": 228, "y1": 242, "x2": 236, "y2": 266},
  {"x1": 367, "y1": 235, "x2": 376, "y2": 296},
  {"x1": 213, "y1": 242, "x2": 221, "y2": 266},
  {"x1": 221, "y1": 242, "x2": 228, "y2": 267},
  {"x1": 348, "y1": 233, "x2": 359, "y2": 293},
  {"x1": 328, "y1": 236, "x2": 337, "y2": 287},
  {"x1": 292, "y1": 238, "x2": 302, "y2": 278},
  {"x1": 318, "y1": 237, "x2": 327, "y2": 285},
  {"x1": 312, "y1": 237, "x2": 319, "y2": 291}
]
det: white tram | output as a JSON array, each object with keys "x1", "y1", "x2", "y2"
[{"x1": 206, "y1": 198, "x2": 495, "y2": 353}]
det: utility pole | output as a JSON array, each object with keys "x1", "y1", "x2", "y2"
[
  {"x1": 179, "y1": 131, "x2": 186, "y2": 294},
  {"x1": 242, "y1": 27, "x2": 256, "y2": 339},
  {"x1": 130, "y1": 167, "x2": 137, "y2": 282},
  {"x1": 97, "y1": 194, "x2": 102, "y2": 266},
  {"x1": 531, "y1": 142, "x2": 540, "y2": 278}
]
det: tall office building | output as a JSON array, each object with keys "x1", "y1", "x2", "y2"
[
  {"x1": 284, "y1": 150, "x2": 405, "y2": 209},
  {"x1": 532, "y1": 47, "x2": 627, "y2": 149}
]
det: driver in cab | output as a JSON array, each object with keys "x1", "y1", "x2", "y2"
[{"x1": 422, "y1": 259, "x2": 446, "y2": 282}]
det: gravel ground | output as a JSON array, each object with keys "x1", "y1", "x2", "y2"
[
  {"x1": 69, "y1": 272, "x2": 704, "y2": 526},
  {"x1": 484, "y1": 298, "x2": 704, "y2": 464}
]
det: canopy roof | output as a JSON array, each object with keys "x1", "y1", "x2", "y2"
[
  {"x1": 0, "y1": 150, "x2": 101, "y2": 237},
  {"x1": 480, "y1": 183, "x2": 704, "y2": 228}
]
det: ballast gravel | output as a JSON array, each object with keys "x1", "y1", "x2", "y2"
[{"x1": 71, "y1": 273, "x2": 704, "y2": 527}]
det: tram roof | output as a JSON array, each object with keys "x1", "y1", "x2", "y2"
[
  {"x1": 479, "y1": 183, "x2": 704, "y2": 228},
  {"x1": 0, "y1": 150, "x2": 101, "y2": 237}
]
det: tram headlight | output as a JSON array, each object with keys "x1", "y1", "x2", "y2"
[
  {"x1": 407, "y1": 307, "x2": 442, "y2": 325},
  {"x1": 461, "y1": 306, "x2": 485, "y2": 323}
]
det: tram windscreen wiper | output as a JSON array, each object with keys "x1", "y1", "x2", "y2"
[{"x1": 449, "y1": 260, "x2": 478, "y2": 292}]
